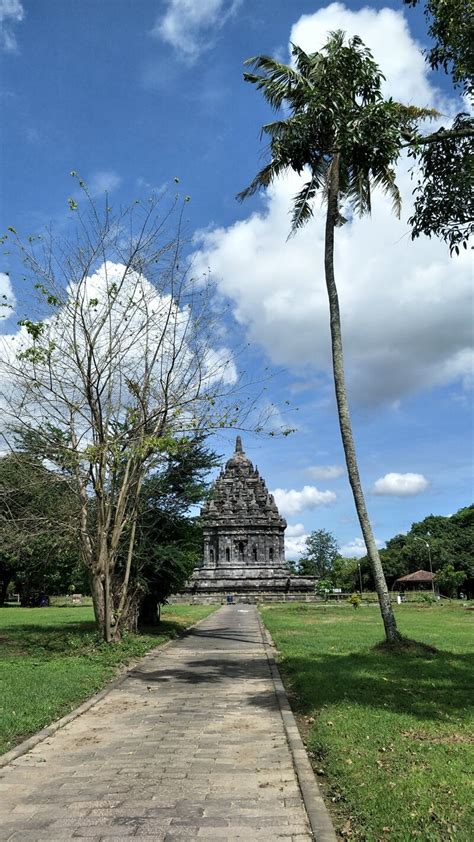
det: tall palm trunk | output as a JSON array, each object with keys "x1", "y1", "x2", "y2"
[{"x1": 324, "y1": 155, "x2": 401, "y2": 644}]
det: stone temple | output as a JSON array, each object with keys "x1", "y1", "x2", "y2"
[{"x1": 185, "y1": 436, "x2": 315, "y2": 597}]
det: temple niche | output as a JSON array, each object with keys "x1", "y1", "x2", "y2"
[{"x1": 185, "y1": 436, "x2": 315, "y2": 596}]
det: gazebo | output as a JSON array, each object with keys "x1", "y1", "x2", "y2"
[{"x1": 394, "y1": 570, "x2": 435, "y2": 591}]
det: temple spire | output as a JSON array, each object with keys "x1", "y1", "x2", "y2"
[{"x1": 235, "y1": 435, "x2": 243, "y2": 453}]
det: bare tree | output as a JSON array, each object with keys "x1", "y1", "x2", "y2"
[{"x1": 0, "y1": 186, "x2": 260, "y2": 641}]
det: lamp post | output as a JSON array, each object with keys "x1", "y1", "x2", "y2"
[
  {"x1": 357, "y1": 562, "x2": 363, "y2": 596},
  {"x1": 414, "y1": 536, "x2": 435, "y2": 598}
]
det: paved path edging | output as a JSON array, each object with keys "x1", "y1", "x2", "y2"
[
  {"x1": 257, "y1": 610, "x2": 337, "y2": 842},
  {"x1": 0, "y1": 611, "x2": 214, "y2": 770}
]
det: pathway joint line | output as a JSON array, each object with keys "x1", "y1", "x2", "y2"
[
  {"x1": 256, "y1": 610, "x2": 337, "y2": 842},
  {"x1": 0, "y1": 611, "x2": 216, "y2": 769}
]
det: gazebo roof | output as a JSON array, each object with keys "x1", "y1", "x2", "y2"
[{"x1": 394, "y1": 569, "x2": 434, "y2": 584}]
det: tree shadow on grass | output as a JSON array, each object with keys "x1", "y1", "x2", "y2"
[
  {"x1": 277, "y1": 648, "x2": 474, "y2": 722},
  {"x1": 0, "y1": 617, "x2": 188, "y2": 658}
]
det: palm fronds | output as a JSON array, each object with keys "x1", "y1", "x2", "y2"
[
  {"x1": 239, "y1": 32, "x2": 424, "y2": 230},
  {"x1": 236, "y1": 159, "x2": 287, "y2": 202},
  {"x1": 372, "y1": 168, "x2": 402, "y2": 218},
  {"x1": 243, "y1": 54, "x2": 311, "y2": 109},
  {"x1": 289, "y1": 177, "x2": 319, "y2": 235}
]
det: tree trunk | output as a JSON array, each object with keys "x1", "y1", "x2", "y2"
[
  {"x1": 139, "y1": 592, "x2": 161, "y2": 626},
  {"x1": 89, "y1": 570, "x2": 105, "y2": 632},
  {"x1": 324, "y1": 155, "x2": 401, "y2": 644},
  {"x1": 0, "y1": 573, "x2": 12, "y2": 606}
]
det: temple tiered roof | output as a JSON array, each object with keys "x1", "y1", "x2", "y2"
[
  {"x1": 183, "y1": 437, "x2": 316, "y2": 597},
  {"x1": 201, "y1": 436, "x2": 285, "y2": 528}
]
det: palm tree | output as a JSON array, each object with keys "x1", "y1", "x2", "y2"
[{"x1": 238, "y1": 32, "x2": 431, "y2": 643}]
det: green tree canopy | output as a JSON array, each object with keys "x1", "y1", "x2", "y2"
[
  {"x1": 361, "y1": 504, "x2": 474, "y2": 595},
  {"x1": 299, "y1": 529, "x2": 339, "y2": 578},
  {"x1": 118, "y1": 434, "x2": 220, "y2": 625},
  {"x1": 403, "y1": 0, "x2": 473, "y2": 253},
  {"x1": 331, "y1": 555, "x2": 360, "y2": 592},
  {"x1": 0, "y1": 453, "x2": 82, "y2": 604},
  {"x1": 402, "y1": 0, "x2": 473, "y2": 94}
]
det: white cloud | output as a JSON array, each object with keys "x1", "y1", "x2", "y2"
[
  {"x1": 191, "y1": 5, "x2": 472, "y2": 407},
  {"x1": 286, "y1": 523, "x2": 307, "y2": 537},
  {"x1": 306, "y1": 464, "x2": 344, "y2": 480},
  {"x1": 152, "y1": 0, "x2": 241, "y2": 63},
  {"x1": 285, "y1": 524, "x2": 309, "y2": 558},
  {"x1": 272, "y1": 485, "x2": 336, "y2": 517},
  {"x1": 371, "y1": 472, "x2": 429, "y2": 496},
  {"x1": 340, "y1": 537, "x2": 384, "y2": 558},
  {"x1": 0, "y1": 262, "x2": 237, "y2": 445},
  {"x1": 0, "y1": 0, "x2": 24, "y2": 53},
  {"x1": 290, "y1": 3, "x2": 448, "y2": 110},
  {"x1": 88, "y1": 171, "x2": 122, "y2": 196},
  {"x1": 0, "y1": 272, "x2": 15, "y2": 320}
]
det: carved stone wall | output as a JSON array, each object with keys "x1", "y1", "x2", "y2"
[{"x1": 185, "y1": 437, "x2": 315, "y2": 594}]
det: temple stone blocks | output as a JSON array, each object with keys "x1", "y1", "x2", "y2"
[{"x1": 183, "y1": 436, "x2": 316, "y2": 596}]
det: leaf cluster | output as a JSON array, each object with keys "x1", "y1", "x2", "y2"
[
  {"x1": 115, "y1": 435, "x2": 219, "y2": 605},
  {"x1": 299, "y1": 528, "x2": 339, "y2": 578},
  {"x1": 0, "y1": 453, "x2": 82, "y2": 600},
  {"x1": 403, "y1": 0, "x2": 474, "y2": 95},
  {"x1": 360, "y1": 504, "x2": 474, "y2": 593},
  {"x1": 238, "y1": 32, "x2": 432, "y2": 230},
  {"x1": 408, "y1": 114, "x2": 474, "y2": 254}
]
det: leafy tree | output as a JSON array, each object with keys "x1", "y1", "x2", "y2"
[
  {"x1": 1, "y1": 186, "x2": 258, "y2": 642},
  {"x1": 402, "y1": 0, "x2": 473, "y2": 93},
  {"x1": 362, "y1": 504, "x2": 474, "y2": 594},
  {"x1": 403, "y1": 0, "x2": 473, "y2": 252},
  {"x1": 407, "y1": 112, "x2": 473, "y2": 254},
  {"x1": 299, "y1": 528, "x2": 339, "y2": 578},
  {"x1": 286, "y1": 559, "x2": 300, "y2": 575},
  {"x1": 435, "y1": 563, "x2": 466, "y2": 597},
  {"x1": 315, "y1": 578, "x2": 333, "y2": 597},
  {"x1": 331, "y1": 555, "x2": 360, "y2": 592},
  {"x1": 0, "y1": 453, "x2": 82, "y2": 604},
  {"x1": 128, "y1": 435, "x2": 220, "y2": 625},
  {"x1": 238, "y1": 33, "x2": 433, "y2": 642}
]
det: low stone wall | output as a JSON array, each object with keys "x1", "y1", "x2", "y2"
[{"x1": 167, "y1": 592, "x2": 322, "y2": 605}]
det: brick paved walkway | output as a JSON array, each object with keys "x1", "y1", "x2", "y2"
[{"x1": 0, "y1": 606, "x2": 314, "y2": 841}]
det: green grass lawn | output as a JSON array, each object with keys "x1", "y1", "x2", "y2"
[
  {"x1": 260, "y1": 603, "x2": 474, "y2": 842},
  {"x1": 0, "y1": 603, "x2": 215, "y2": 756}
]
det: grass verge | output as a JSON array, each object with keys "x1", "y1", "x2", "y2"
[
  {"x1": 0, "y1": 603, "x2": 216, "y2": 756},
  {"x1": 260, "y1": 603, "x2": 473, "y2": 842}
]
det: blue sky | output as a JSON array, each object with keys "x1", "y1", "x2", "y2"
[{"x1": 0, "y1": 0, "x2": 472, "y2": 558}]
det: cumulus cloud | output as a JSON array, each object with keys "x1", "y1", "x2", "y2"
[
  {"x1": 371, "y1": 472, "x2": 429, "y2": 496},
  {"x1": 340, "y1": 537, "x2": 384, "y2": 558},
  {"x1": 152, "y1": 0, "x2": 241, "y2": 63},
  {"x1": 0, "y1": 272, "x2": 15, "y2": 320},
  {"x1": 285, "y1": 523, "x2": 309, "y2": 558},
  {"x1": 0, "y1": 262, "x2": 237, "y2": 443},
  {"x1": 272, "y1": 485, "x2": 336, "y2": 517},
  {"x1": 191, "y1": 5, "x2": 472, "y2": 407},
  {"x1": 0, "y1": 0, "x2": 24, "y2": 53},
  {"x1": 286, "y1": 523, "x2": 307, "y2": 537},
  {"x1": 306, "y1": 464, "x2": 344, "y2": 480},
  {"x1": 290, "y1": 3, "x2": 448, "y2": 110}
]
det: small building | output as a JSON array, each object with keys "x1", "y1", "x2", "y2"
[{"x1": 393, "y1": 569, "x2": 435, "y2": 591}]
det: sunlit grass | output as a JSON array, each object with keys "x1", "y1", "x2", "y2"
[{"x1": 261, "y1": 602, "x2": 474, "y2": 841}]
